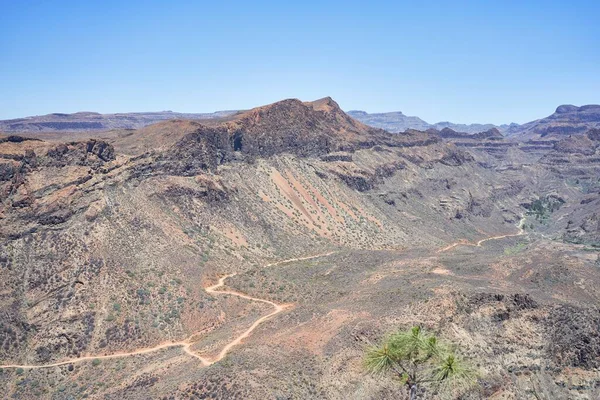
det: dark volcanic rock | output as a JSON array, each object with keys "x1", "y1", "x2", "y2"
[
  {"x1": 437, "y1": 127, "x2": 504, "y2": 140},
  {"x1": 553, "y1": 135, "x2": 597, "y2": 155},
  {"x1": 333, "y1": 171, "x2": 375, "y2": 192},
  {"x1": 159, "y1": 126, "x2": 231, "y2": 174},
  {"x1": 45, "y1": 140, "x2": 116, "y2": 167},
  {"x1": 0, "y1": 135, "x2": 42, "y2": 144},
  {"x1": 438, "y1": 148, "x2": 475, "y2": 166},
  {"x1": 546, "y1": 306, "x2": 600, "y2": 369},
  {"x1": 86, "y1": 139, "x2": 115, "y2": 161},
  {"x1": 466, "y1": 292, "x2": 538, "y2": 312},
  {"x1": 0, "y1": 163, "x2": 15, "y2": 182},
  {"x1": 321, "y1": 153, "x2": 353, "y2": 162},
  {"x1": 587, "y1": 128, "x2": 600, "y2": 141},
  {"x1": 152, "y1": 98, "x2": 438, "y2": 175},
  {"x1": 163, "y1": 182, "x2": 229, "y2": 203}
]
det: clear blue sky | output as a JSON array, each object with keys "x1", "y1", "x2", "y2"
[{"x1": 1, "y1": 1, "x2": 598, "y2": 124}]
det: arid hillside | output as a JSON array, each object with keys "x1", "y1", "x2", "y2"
[{"x1": 1, "y1": 98, "x2": 599, "y2": 399}]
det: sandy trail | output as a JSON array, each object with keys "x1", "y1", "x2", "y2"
[
  {"x1": 0, "y1": 227, "x2": 528, "y2": 370},
  {"x1": 203, "y1": 274, "x2": 287, "y2": 363},
  {"x1": 437, "y1": 217, "x2": 526, "y2": 253},
  {"x1": 1, "y1": 232, "x2": 529, "y2": 371},
  {"x1": 0, "y1": 252, "x2": 333, "y2": 370}
]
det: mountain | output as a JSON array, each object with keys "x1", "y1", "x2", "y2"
[
  {"x1": 427, "y1": 127, "x2": 520, "y2": 160},
  {"x1": 506, "y1": 104, "x2": 600, "y2": 139},
  {"x1": 1, "y1": 107, "x2": 515, "y2": 137},
  {"x1": 347, "y1": 110, "x2": 516, "y2": 134},
  {"x1": 1, "y1": 98, "x2": 600, "y2": 399},
  {"x1": 435, "y1": 127, "x2": 504, "y2": 140},
  {"x1": 6, "y1": 104, "x2": 600, "y2": 143},
  {"x1": 346, "y1": 110, "x2": 431, "y2": 132},
  {"x1": 431, "y1": 121, "x2": 516, "y2": 134},
  {"x1": 0, "y1": 110, "x2": 238, "y2": 132}
]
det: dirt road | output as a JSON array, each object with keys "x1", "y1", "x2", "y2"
[
  {"x1": 437, "y1": 217, "x2": 526, "y2": 253},
  {"x1": 0, "y1": 253, "x2": 333, "y2": 370}
]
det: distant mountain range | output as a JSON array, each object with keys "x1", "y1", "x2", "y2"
[
  {"x1": 0, "y1": 110, "x2": 238, "y2": 132},
  {"x1": 1, "y1": 104, "x2": 599, "y2": 140},
  {"x1": 347, "y1": 110, "x2": 517, "y2": 134}
]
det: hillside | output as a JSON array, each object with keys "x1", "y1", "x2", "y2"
[{"x1": 1, "y1": 98, "x2": 600, "y2": 399}]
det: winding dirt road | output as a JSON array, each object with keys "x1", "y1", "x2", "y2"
[
  {"x1": 0, "y1": 253, "x2": 332, "y2": 370},
  {"x1": 203, "y1": 274, "x2": 287, "y2": 363},
  {"x1": 437, "y1": 217, "x2": 526, "y2": 253},
  {"x1": 1, "y1": 227, "x2": 526, "y2": 371}
]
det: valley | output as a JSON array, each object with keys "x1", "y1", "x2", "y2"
[{"x1": 1, "y1": 98, "x2": 599, "y2": 399}]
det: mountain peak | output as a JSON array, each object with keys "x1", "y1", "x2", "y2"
[
  {"x1": 305, "y1": 96, "x2": 340, "y2": 112},
  {"x1": 555, "y1": 105, "x2": 579, "y2": 114},
  {"x1": 555, "y1": 104, "x2": 600, "y2": 114}
]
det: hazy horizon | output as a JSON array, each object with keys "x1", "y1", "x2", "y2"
[
  {"x1": 3, "y1": 98, "x2": 593, "y2": 127},
  {"x1": 1, "y1": 1, "x2": 599, "y2": 124}
]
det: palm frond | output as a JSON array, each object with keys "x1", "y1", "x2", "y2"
[
  {"x1": 431, "y1": 353, "x2": 478, "y2": 390},
  {"x1": 364, "y1": 343, "x2": 400, "y2": 375}
]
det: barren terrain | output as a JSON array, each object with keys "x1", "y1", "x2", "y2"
[{"x1": 1, "y1": 98, "x2": 599, "y2": 399}]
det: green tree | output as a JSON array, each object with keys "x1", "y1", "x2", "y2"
[{"x1": 364, "y1": 326, "x2": 476, "y2": 400}]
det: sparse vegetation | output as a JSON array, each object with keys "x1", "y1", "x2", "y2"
[
  {"x1": 504, "y1": 241, "x2": 527, "y2": 255},
  {"x1": 1, "y1": 96, "x2": 599, "y2": 399},
  {"x1": 526, "y1": 196, "x2": 564, "y2": 221}
]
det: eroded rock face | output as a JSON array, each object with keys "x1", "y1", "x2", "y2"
[
  {"x1": 437, "y1": 127, "x2": 504, "y2": 141},
  {"x1": 586, "y1": 128, "x2": 600, "y2": 141},
  {"x1": 564, "y1": 211, "x2": 600, "y2": 245},
  {"x1": 539, "y1": 130, "x2": 600, "y2": 168},
  {"x1": 0, "y1": 163, "x2": 15, "y2": 182},
  {"x1": 553, "y1": 135, "x2": 597, "y2": 155},
  {"x1": 546, "y1": 306, "x2": 600, "y2": 369},
  {"x1": 159, "y1": 126, "x2": 231, "y2": 174},
  {"x1": 163, "y1": 181, "x2": 230, "y2": 203},
  {"x1": 45, "y1": 139, "x2": 116, "y2": 167},
  {"x1": 438, "y1": 147, "x2": 475, "y2": 166},
  {"x1": 0, "y1": 138, "x2": 117, "y2": 238}
]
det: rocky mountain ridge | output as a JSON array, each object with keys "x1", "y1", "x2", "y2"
[
  {"x1": 347, "y1": 110, "x2": 516, "y2": 134},
  {"x1": 4, "y1": 103, "x2": 600, "y2": 146},
  {"x1": 0, "y1": 110, "x2": 238, "y2": 132},
  {"x1": 505, "y1": 104, "x2": 600, "y2": 139}
]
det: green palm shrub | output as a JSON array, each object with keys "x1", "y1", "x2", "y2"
[{"x1": 364, "y1": 326, "x2": 476, "y2": 399}]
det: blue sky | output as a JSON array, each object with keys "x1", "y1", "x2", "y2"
[{"x1": 1, "y1": 1, "x2": 598, "y2": 124}]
